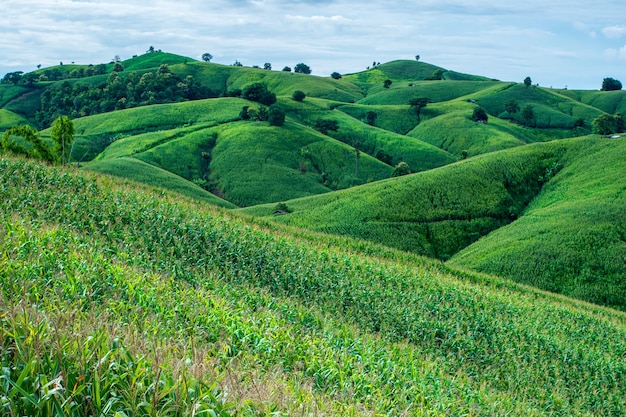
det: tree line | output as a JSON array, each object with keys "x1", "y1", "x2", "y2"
[{"x1": 35, "y1": 64, "x2": 214, "y2": 128}]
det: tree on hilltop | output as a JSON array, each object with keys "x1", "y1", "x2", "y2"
[
  {"x1": 202, "y1": 53, "x2": 213, "y2": 62},
  {"x1": 264, "y1": 62, "x2": 272, "y2": 70},
  {"x1": 524, "y1": 76, "x2": 532, "y2": 88},
  {"x1": 331, "y1": 72, "x2": 342, "y2": 80},
  {"x1": 601, "y1": 77, "x2": 622, "y2": 91},
  {"x1": 294, "y1": 63, "x2": 312, "y2": 74}
]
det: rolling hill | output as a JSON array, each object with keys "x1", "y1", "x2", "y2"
[{"x1": 1, "y1": 50, "x2": 625, "y2": 310}]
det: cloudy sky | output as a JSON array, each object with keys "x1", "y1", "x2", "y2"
[{"x1": 2, "y1": 0, "x2": 626, "y2": 90}]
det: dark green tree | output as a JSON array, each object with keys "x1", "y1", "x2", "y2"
[
  {"x1": 471, "y1": 107, "x2": 488, "y2": 123},
  {"x1": 113, "y1": 62, "x2": 124, "y2": 72},
  {"x1": 366, "y1": 111, "x2": 378, "y2": 126},
  {"x1": 601, "y1": 77, "x2": 622, "y2": 91},
  {"x1": 314, "y1": 119, "x2": 339, "y2": 135},
  {"x1": 330, "y1": 72, "x2": 342, "y2": 80},
  {"x1": 282, "y1": 66, "x2": 292, "y2": 72},
  {"x1": 524, "y1": 76, "x2": 532, "y2": 87},
  {"x1": 239, "y1": 106, "x2": 251, "y2": 120},
  {"x1": 292, "y1": 90, "x2": 306, "y2": 102},
  {"x1": 409, "y1": 97, "x2": 431, "y2": 123},
  {"x1": 522, "y1": 104, "x2": 536, "y2": 127},
  {"x1": 1, "y1": 71, "x2": 24, "y2": 85},
  {"x1": 51, "y1": 115, "x2": 75, "y2": 165},
  {"x1": 383, "y1": 79, "x2": 393, "y2": 88},
  {"x1": 504, "y1": 99, "x2": 520, "y2": 119},
  {"x1": 202, "y1": 52, "x2": 213, "y2": 62},
  {"x1": 264, "y1": 62, "x2": 272, "y2": 70},
  {"x1": 294, "y1": 63, "x2": 312, "y2": 74},
  {"x1": 242, "y1": 83, "x2": 276, "y2": 106},
  {"x1": 268, "y1": 105, "x2": 285, "y2": 126}
]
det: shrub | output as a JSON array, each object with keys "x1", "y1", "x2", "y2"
[{"x1": 292, "y1": 90, "x2": 306, "y2": 102}]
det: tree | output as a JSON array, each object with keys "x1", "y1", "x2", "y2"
[
  {"x1": 330, "y1": 72, "x2": 342, "y2": 80},
  {"x1": 383, "y1": 79, "x2": 393, "y2": 88},
  {"x1": 314, "y1": 119, "x2": 339, "y2": 135},
  {"x1": 391, "y1": 161, "x2": 411, "y2": 177},
  {"x1": 504, "y1": 99, "x2": 520, "y2": 119},
  {"x1": 282, "y1": 66, "x2": 292, "y2": 72},
  {"x1": 239, "y1": 106, "x2": 251, "y2": 120},
  {"x1": 147, "y1": 46, "x2": 156, "y2": 53},
  {"x1": 202, "y1": 53, "x2": 213, "y2": 62},
  {"x1": 242, "y1": 83, "x2": 276, "y2": 106},
  {"x1": 294, "y1": 63, "x2": 311, "y2": 74},
  {"x1": 1, "y1": 125, "x2": 54, "y2": 163},
  {"x1": 524, "y1": 76, "x2": 532, "y2": 88},
  {"x1": 366, "y1": 111, "x2": 377, "y2": 126},
  {"x1": 232, "y1": 60, "x2": 243, "y2": 67},
  {"x1": 415, "y1": 55, "x2": 420, "y2": 61},
  {"x1": 264, "y1": 62, "x2": 272, "y2": 70},
  {"x1": 292, "y1": 90, "x2": 306, "y2": 102},
  {"x1": 521, "y1": 104, "x2": 536, "y2": 127},
  {"x1": 268, "y1": 105, "x2": 285, "y2": 126},
  {"x1": 113, "y1": 62, "x2": 124, "y2": 72},
  {"x1": 601, "y1": 77, "x2": 622, "y2": 91},
  {"x1": 1, "y1": 71, "x2": 24, "y2": 85},
  {"x1": 409, "y1": 97, "x2": 431, "y2": 123},
  {"x1": 471, "y1": 107, "x2": 488, "y2": 123},
  {"x1": 51, "y1": 115, "x2": 75, "y2": 165},
  {"x1": 592, "y1": 113, "x2": 624, "y2": 135}
]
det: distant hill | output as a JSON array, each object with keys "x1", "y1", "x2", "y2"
[
  {"x1": 2, "y1": 51, "x2": 625, "y2": 309},
  {"x1": 242, "y1": 136, "x2": 626, "y2": 310}
]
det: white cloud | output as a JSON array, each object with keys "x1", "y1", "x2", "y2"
[
  {"x1": 602, "y1": 25, "x2": 626, "y2": 39},
  {"x1": 286, "y1": 15, "x2": 351, "y2": 23}
]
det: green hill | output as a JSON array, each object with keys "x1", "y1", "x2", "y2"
[
  {"x1": 449, "y1": 136, "x2": 626, "y2": 309},
  {"x1": 241, "y1": 136, "x2": 626, "y2": 310},
  {"x1": 2, "y1": 155, "x2": 625, "y2": 416}
]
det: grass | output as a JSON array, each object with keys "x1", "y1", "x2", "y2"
[
  {"x1": 0, "y1": 109, "x2": 29, "y2": 130},
  {"x1": 450, "y1": 136, "x2": 626, "y2": 309},
  {"x1": 241, "y1": 140, "x2": 569, "y2": 259},
  {"x1": 84, "y1": 157, "x2": 236, "y2": 208},
  {"x1": 1, "y1": 155, "x2": 626, "y2": 416},
  {"x1": 358, "y1": 80, "x2": 502, "y2": 105}
]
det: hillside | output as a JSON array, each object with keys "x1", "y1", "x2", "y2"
[
  {"x1": 2, "y1": 156, "x2": 625, "y2": 416},
  {"x1": 242, "y1": 136, "x2": 626, "y2": 310}
]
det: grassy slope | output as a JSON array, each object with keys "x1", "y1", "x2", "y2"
[
  {"x1": 2, "y1": 156, "x2": 625, "y2": 416},
  {"x1": 84, "y1": 156, "x2": 236, "y2": 208},
  {"x1": 450, "y1": 136, "x2": 626, "y2": 309},
  {"x1": 204, "y1": 121, "x2": 392, "y2": 207},
  {"x1": 0, "y1": 109, "x2": 28, "y2": 130},
  {"x1": 241, "y1": 141, "x2": 568, "y2": 259}
]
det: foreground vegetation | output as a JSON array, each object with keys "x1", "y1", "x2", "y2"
[{"x1": 1, "y1": 156, "x2": 626, "y2": 416}]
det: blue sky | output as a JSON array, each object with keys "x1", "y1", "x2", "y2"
[{"x1": 2, "y1": 0, "x2": 625, "y2": 89}]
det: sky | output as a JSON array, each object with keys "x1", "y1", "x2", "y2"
[{"x1": 2, "y1": 0, "x2": 626, "y2": 90}]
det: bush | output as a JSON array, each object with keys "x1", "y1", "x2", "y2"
[
  {"x1": 292, "y1": 90, "x2": 306, "y2": 102},
  {"x1": 242, "y1": 83, "x2": 276, "y2": 106},
  {"x1": 391, "y1": 161, "x2": 411, "y2": 177},
  {"x1": 268, "y1": 105, "x2": 285, "y2": 126}
]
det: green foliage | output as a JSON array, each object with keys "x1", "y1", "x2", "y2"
[
  {"x1": 601, "y1": 77, "x2": 622, "y2": 91},
  {"x1": 330, "y1": 72, "x2": 342, "y2": 80},
  {"x1": 524, "y1": 76, "x2": 532, "y2": 87},
  {"x1": 241, "y1": 82, "x2": 276, "y2": 106},
  {"x1": 292, "y1": 90, "x2": 306, "y2": 102},
  {"x1": 383, "y1": 79, "x2": 392, "y2": 88},
  {"x1": 592, "y1": 113, "x2": 624, "y2": 135},
  {"x1": 314, "y1": 119, "x2": 339, "y2": 135},
  {"x1": 268, "y1": 105, "x2": 285, "y2": 126},
  {"x1": 294, "y1": 63, "x2": 311, "y2": 74},
  {"x1": 391, "y1": 161, "x2": 410, "y2": 177},
  {"x1": 2, "y1": 157, "x2": 626, "y2": 417},
  {"x1": 1, "y1": 125, "x2": 53, "y2": 163},
  {"x1": 50, "y1": 115, "x2": 75, "y2": 164},
  {"x1": 470, "y1": 107, "x2": 488, "y2": 123},
  {"x1": 522, "y1": 104, "x2": 536, "y2": 127}
]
